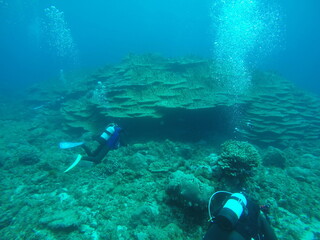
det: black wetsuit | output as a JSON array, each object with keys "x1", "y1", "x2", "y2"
[
  {"x1": 203, "y1": 199, "x2": 278, "y2": 240},
  {"x1": 81, "y1": 126, "x2": 121, "y2": 163}
]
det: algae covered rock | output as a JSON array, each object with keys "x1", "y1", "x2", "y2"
[
  {"x1": 286, "y1": 166, "x2": 320, "y2": 184},
  {"x1": 263, "y1": 146, "x2": 286, "y2": 168},
  {"x1": 286, "y1": 154, "x2": 320, "y2": 184},
  {"x1": 218, "y1": 140, "x2": 261, "y2": 179},
  {"x1": 130, "y1": 203, "x2": 159, "y2": 227},
  {"x1": 16, "y1": 145, "x2": 41, "y2": 165},
  {"x1": 18, "y1": 152, "x2": 40, "y2": 165},
  {"x1": 166, "y1": 170, "x2": 214, "y2": 209},
  {"x1": 39, "y1": 209, "x2": 81, "y2": 232}
]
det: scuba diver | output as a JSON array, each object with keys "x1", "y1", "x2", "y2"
[
  {"x1": 60, "y1": 123, "x2": 122, "y2": 172},
  {"x1": 203, "y1": 191, "x2": 278, "y2": 240},
  {"x1": 81, "y1": 123, "x2": 122, "y2": 163}
]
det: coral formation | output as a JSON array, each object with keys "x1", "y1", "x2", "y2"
[
  {"x1": 26, "y1": 54, "x2": 320, "y2": 146},
  {"x1": 217, "y1": 140, "x2": 261, "y2": 179}
]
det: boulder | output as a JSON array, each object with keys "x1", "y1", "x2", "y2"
[
  {"x1": 166, "y1": 170, "x2": 214, "y2": 209},
  {"x1": 263, "y1": 146, "x2": 286, "y2": 168}
]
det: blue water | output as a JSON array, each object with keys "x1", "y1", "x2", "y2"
[{"x1": 0, "y1": 0, "x2": 319, "y2": 95}]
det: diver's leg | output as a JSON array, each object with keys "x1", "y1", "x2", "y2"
[
  {"x1": 92, "y1": 145, "x2": 110, "y2": 164},
  {"x1": 82, "y1": 138, "x2": 105, "y2": 156},
  {"x1": 82, "y1": 145, "x2": 110, "y2": 164},
  {"x1": 91, "y1": 144, "x2": 104, "y2": 156},
  {"x1": 81, "y1": 144, "x2": 94, "y2": 156}
]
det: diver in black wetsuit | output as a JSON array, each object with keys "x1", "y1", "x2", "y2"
[
  {"x1": 203, "y1": 192, "x2": 278, "y2": 240},
  {"x1": 81, "y1": 123, "x2": 122, "y2": 164}
]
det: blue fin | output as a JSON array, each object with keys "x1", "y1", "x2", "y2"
[
  {"x1": 59, "y1": 142, "x2": 84, "y2": 149},
  {"x1": 64, "y1": 154, "x2": 82, "y2": 172}
]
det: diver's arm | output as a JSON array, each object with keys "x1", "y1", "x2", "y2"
[{"x1": 259, "y1": 214, "x2": 278, "y2": 240}]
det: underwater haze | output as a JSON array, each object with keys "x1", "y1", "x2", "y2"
[
  {"x1": 0, "y1": 0, "x2": 320, "y2": 95},
  {"x1": 0, "y1": 0, "x2": 212, "y2": 94}
]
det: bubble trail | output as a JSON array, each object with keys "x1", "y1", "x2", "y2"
[
  {"x1": 43, "y1": 6, "x2": 78, "y2": 64},
  {"x1": 212, "y1": 0, "x2": 281, "y2": 96}
]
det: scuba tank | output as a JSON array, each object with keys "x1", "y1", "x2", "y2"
[
  {"x1": 100, "y1": 124, "x2": 116, "y2": 140},
  {"x1": 208, "y1": 191, "x2": 248, "y2": 230}
]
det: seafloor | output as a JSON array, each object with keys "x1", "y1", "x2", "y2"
[{"x1": 1, "y1": 55, "x2": 320, "y2": 240}]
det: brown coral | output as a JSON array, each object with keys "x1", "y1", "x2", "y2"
[{"x1": 218, "y1": 140, "x2": 261, "y2": 179}]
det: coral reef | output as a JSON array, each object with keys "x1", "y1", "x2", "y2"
[
  {"x1": 26, "y1": 54, "x2": 320, "y2": 146},
  {"x1": 1, "y1": 55, "x2": 320, "y2": 240},
  {"x1": 217, "y1": 140, "x2": 261, "y2": 180}
]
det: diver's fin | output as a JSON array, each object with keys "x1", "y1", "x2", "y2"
[
  {"x1": 64, "y1": 154, "x2": 82, "y2": 173},
  {"x1": 59, "y1": 142, "x2": 84, "y2": 149}
]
